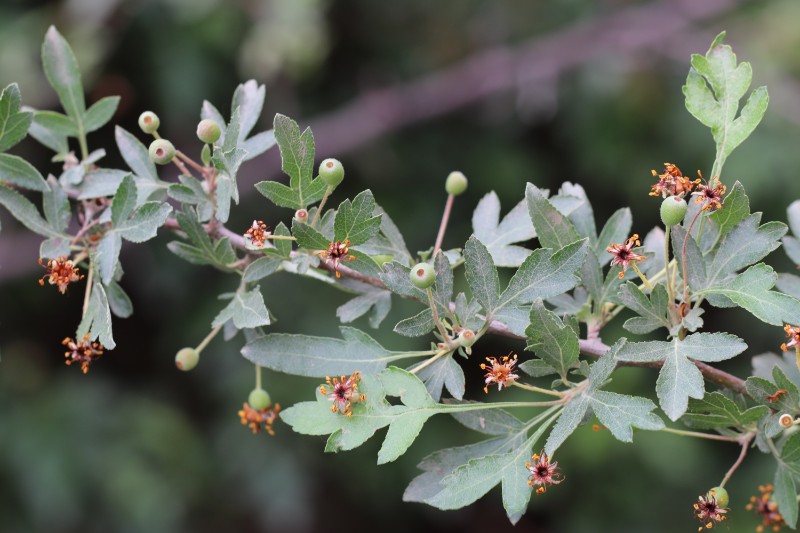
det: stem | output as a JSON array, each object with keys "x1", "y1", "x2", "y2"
[
  {"x1": 719, "y1": 435, "x2": 753, "y2": 488},
  {"x1": 255, "y1": 364, "x2": 262, "y2": 390},
  {"x1": 427, "y1": 286, "x2": 450, "y2": 342},
  {"x1": 664, "y1": 224, "x2": 674, "y2": 302},
  {"x1": 311, "y1": 185, "x2": 334, "y2": 228},
  {"x1": 439, "y1": 399, "x2": 564, "y2": 412},
  {"x1": 630, "y1": 263, "x2": 652, "y2": 290},
  {"x1": 171, "y1": 156, "x2": 193, "y2": 177},
  {"x1": 511, "y1": 381, "x2": 565, "y2": 398},
  {"x1": 410, "y1": 349, "x2": 449, "y2": 374},
  {"x1": 682, "y1": 209, "x2": 703, "y2": 306},
  {"x1": 267, "y1": 234, "x2": 296, "y2": 241},
  {"x1": 661, "y1": 427, "x2": 741, "y2": 443},
  {"x1": 175, "y1": 150, "x2": 208, "y2": 176},
  {"x1": 433, "y1": 194, "x2": 454, "y2": 256},
  {"x1": 82, "y1": 264, "x2": 94, "y2": 317},
  {"x1": 796, "y1": 346, "x2": 800, "y2": 372},
  {"x1": 196, "y1": 324, "x2": 222, "y2": 354},
  {"x1": 77, "y1": 131, "x2": 88, "y2": 161}
]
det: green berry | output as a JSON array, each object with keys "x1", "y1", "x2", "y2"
[
  {"x1": 319, "y1": 158, "x2": 344, "y2": 187},
  {"x1": 138, "y1": 111, "x2": 160, "y2": 134},
  {"x1": 660, "y1": 196, "x2": 687, "y2": 226},
  {"x1": 707, "y1": 486, "x2": 729, "y2": 508},
  {"x1": 248, "y1": 388, "x2": 272, "y2": 410},
  {"x1": 294, "y1": 209, "x2": 309, "y2": 223},
  {"x1": 445, "y1": 171, "x2": 468, "y2": 196},
  {"x1": 457, "y1": 329, "x2": 476, "y2": 347},
  {"x1": 149, "y1": 139, "x2": 175, "y2": 165},
  {"x1": 196, "y1": 119, "x2": 221, "y2": 144},
  {"x1": 409, "y1": 262, "x2": 435, "y2": 289},
  {"x1": 175, "y1": 347, "x2": 199, "y2": 371}
]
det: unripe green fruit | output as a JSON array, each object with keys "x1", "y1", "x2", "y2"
[
  {"x1": 707, "y1": 486, "x2": 729, "y2": 508},
  {"x1": 409, "y1": 262, "x2": 435, "y2": 289},
  {"x1": 175, "y1": 347, "x2": 199, "y2": 371},
  {"x1": 319, "y1": 158, "x2": 344, "y2": 187},
  {"x1": 196, "y1": 119, "x2": 221, "y2": 144},
  {"x1": 248, "y1": 388, "x2": 271, "y2": 410},
  {"x1": 660, "y1": 196, "x2": 687, "y2": 226},
  {"x1": 445, "y1": 171, "x2": 468, "y2": 196},
  {"x1": 149, "y1": 139, "x2": 175, "y2": 165},
  {"x1": 138, "y1": 111, "x2": 160, "y2": 134},
  {"x1": 458, "y1": 329, "x2": 476, "y2": 347},
  {"x1": 294, "y1": 209, "x2": 309, "y2": 223}
]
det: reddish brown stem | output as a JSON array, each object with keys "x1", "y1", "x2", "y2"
[{"x1": 433, "y1": 194, "x2": 454, "y2": 256}]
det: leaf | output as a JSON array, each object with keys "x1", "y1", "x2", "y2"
[
  {"x1": 28, "y1": 112, "x2": 68, "y2": 155},
  {"x1": 32, "y1": 110, "x2": 76, "y2": 137},
  {"x1": 774, "y1": 465, "x2": 798, "y2": 529},
  {"x1": 336, "y1": 288, "x2": 392, "y2": 329},
  {"x1": 464, "y1": 236, "x2": 499, "y2": 314},
  {"x1": 242, "y1": 326, "x2": 407, "y2": 377},
  {"x1": 41, "y1": 26, "x2": 86, "y2": 122},
  {"x1": 709, "y1": 181, "x2": 749, "y2": 238},
  {"x1": 77, "y1": 282, "x2": 115, "y2": 349},
  {"x1": 115, "y1": 202, "x2": 172, "y2": 243},
  {"x1": 683, "y1": 391, "x2": 768, "y2": 430},
  {"x1": 271, "y1": 222, "x2": 292, "y2": 258},
  {"x1": 355, "y1": 204, "x2": 412, "y2": 266},
  {"x1": 42, "y1": 176, "x2": 70, "y2": 232},
  {"x1": 167, "y1": 209, "x2": 235, "y2": 270},
  {"x1": 0, "y1": 183, "x2": 59, "y2": 237},
  {"x1": 95, "y1": 233, "x2": 121, "y2": 285},
  {"x1": 670, "y1": 225, "x2": 707, "y2": 291},
  {"x1": 273, "y1": 113, "x2": 319, "y2": 208},
  {"x1": 560, "y1": 182, "x2": 597, "y2": 244},
  {"x1": 242, "y1": 256, "x2": 282, "y2": 283},
  {"x1": 616, "y1": 333, "x2": 747, "y2": 420},
  {"x1": 526, "y1": 299, "x2": 579, "y2": 380},
  {"x1": 746, "y1": 366, "x2": 800, "y2": 413},
  {"x1": 416, "y1": 353, "x2": 465, "y2": 402},
  {"x1": 618, "y1": 282, "x2": 670, "y2": 335},
  {"x1": 525, "y1": 183, "x2": 580, "y2": 250},
  {"x1": 394, "y1": 308, "x2": 435, "y2": 337},
  {"x1": 333, "y1": 190, "x2": 382, "y2": 246},
  {"x1": 110, "y1": 175, "x2": 136, "y2": 227},
  {"x1": 231, "y1": 80, "x2": 265, "y2": 143},
  {"x1": 0, "y1": 83, "x2": 32, "y2": 152},
  {"x1": 498, "y1": 239, "x2": 587, "y2": 311},
  {"x1": 241, "y1": 130, "x2": 276, "y2": 160},
  {"x1": 212, "y1": 287, "x2": 270, "y2": 329},
  {"x1": 105, "y1": 280, "x2": 133, "y2": 319},
  {"x1": 595, "y1": 208, "x2": 632, "y2": 267},
  {"x1": 450, "y1": 405, "x2": 525, "y2": 435},
  {"x1": 115, "y1": 126, "x2": 158, "y2": 181},
  {"x1": 254, "y1": 180, "x2": 301, "y2": 209},
  {"x1": 0, "y1": 153, "x2": 48, "y2": 191},
  {"x1": 292, "y1": 219, "x2": 330, "y2": 250},
  {"x1": 472, "y1": 192, "x2": 536, "y2": 267},
  {"x1": 697, "y1": 264, "x2": 800, "y2": 326},
  {"x1": 83, "y1": 96, "x2": 119, "y2": 133}
]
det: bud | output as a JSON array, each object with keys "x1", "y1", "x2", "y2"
[
  {"x1": 445, "y1": 171, "x2": 468, "y2": 196},
  {"x1": 138, "y1": 111, "x2": 160, "y2": 134},
  {"x1": 319, "y1": 158, "x2": 344, "y2": 187},
  {"x1": 175, "y1": 347, "x2": 199, "y2": 371},
  {"x1": 409, "y1": 262, "x2": 435, "y2": 289},
  {"x1": 196, "y1": 119, "x2": 222, "y2": 144},
  {"x1": 149, "y1": 139, "x2": 175, "y2": 165}
]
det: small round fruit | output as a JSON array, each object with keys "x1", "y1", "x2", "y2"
[
  {"x1": 248, "y1": 388, "x2": 272, "y2": 410},
  {"x1": 445, "y1": 171, "x2": 468, "y2": 196},
  {"x1": 175, "y1": 347, "x2": 199, "y2": 371},
  {"x1": 196, "y1": 119, "x2": 221, "y2": 144},
  {"x1": 138, "y1": 111, "x2": 160, "y2": 134},
  {"x1": 319, "y1": 158, "x2": 344, "y2": 187},
  {"x1": 458, "y1": 329, "x2": 476, "y2": 347},
  {"x1": 149, "y1": 139, "x2": 175, "y2": 165},
  {"x1": 294, "y1": 209, "x2": 309, "y2": 223},
  {"x1": 660, "y1": 196, "x2": 687, "y2": 226},
  {"x1": 409, "y1": 262, "x2": 435, "y2": 289},
  {"x1": 780, "y1": 413, "x2": 794, "y2": 429},
  {"x1": 707, "y1": 486, "x2": 729, "y2": 508}
]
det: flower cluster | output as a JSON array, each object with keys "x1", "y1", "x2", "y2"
[
  {"x1": 526, "y1": 450, "x2": 563, "y2": 494},
  {"x1": 62, "y1": 335, "x2": 104, "y2": 373},
  {"x1": 693, "y1": 492, "x2": 728, "y2": 530},
  {"x1": 320, "y1": 371, "x2": 365, "y2": 416},
  {"x1": 238, "y1": 402, "x2": 281, "y2": 435},
  {"x1": 746, "y1": 484, "x2": 785, "y2": 532},
  {"x1": 244, "y1": 220, "x2": 270, "y2": 248},
  {"x1": 780, "y1": 324, "x2": 800, "y2": 352},
  {"x1": 649, "y1": 163, "x2": 699, "y2": 198},
  {"x1": 39, "y1": 257, "x2": 84, "y2": 294},
  {"x1": 480, "y1": 353, "x2": 519, "y2": 393},
  {"x1": 606, "y1": 234, "x2": 646, "y2": 278},
  {"x1": 319, "y1": 239, "x2": 356, "y2": 278}
]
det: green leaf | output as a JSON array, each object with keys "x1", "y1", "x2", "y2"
[
  {"x1": 32, "y1": 110, "x2": 76, "y2": 137},
  {"x1": 525, "y1": 183, "x2": 580, "y2": 250},
  {"x1": 670, "y1": 225, "x2": 707, "y2": 291},
  {"x1": 41, "y1": 26, "x2": 86, "y2": 122},
  {"x1": 292, "y1": 219, "x2": 330, "y2": 250},
  {"x1": 416, "y1": 352, "x2": 464, "y2": 402},
  {"x1": 83, "y1": 96, "x2": 119, "y2": 133},
  {"x1": 746, "y1": 366, "x2": 800, "y2": 413},
  {"x1": 254, "y1": 180, "x2": 301, "y2": 209},
  {"x1": 684, "y1": 391, "x2": 768, "y2": 430},
  {"x1": 472, "y1": 192, "x2": 536, "y2": 267},
  {"x1": 273, "y1": 113, "x2": 319, "y2": 208},
  {"x1": 336, "y1": 287, "x2": 391, "y2": 329},
  {"x1": 105, "y1": 279, "x2": 132, "y2": 319},
  {"x1": 774, "y1": 465, "x2": 798, "y2": 529},
  {"x1": 242, "y1": 326, "x2": 407, "y2": 377},
  {"x1": 618, "y1": 282, "x2": 670, "y2": 335},
  {"x1": 334, "y1": 190, "x2": 382, "y2": 246},
  {"x1": 595, "y1": 208, "x2": 632, "y2": 267},
  {"x1": 242, "y1": 256, "x2": 282, "y2": 283},
  {"x1": 212, "y1": 287, "x2": 270, "y2": 329},
  {"x1": 355, "y1": 204, "x2": 412, "y2": 266},
  {"x1": 115, "y1": 126, "x2": 158, "y2": 182},
  {"x1": 111, "y1": 175, "x2": 136, "y2": 227},
  {"x1": 0, "y1": 183, "x2": 59, "y2": 237},
  {"x1": 526, "y1": 299, "x2": 579, "y2": 380},
  {"x1": 115, "y1": 202, "x2": 172, "y2": 243},
  {"x1": 28, "y1": 112, "x2": 68, "y2": 155},
  {"x1": 95, "y1": 233, "x2": 121, "y2": 285},
  {"x1": 271, "y1": 222, "x2": 292, "y2": 258},
  {"x1": 450, "y1": 405, "x2": 525, "y2": 435},
  {"x1": 498, "y1": 239, "x2": 587, "y2": 311},
  {"x1": 0, "y1": 154, "x2": 48, "y2": 191},
  {"x1": 709, "y1": 181, "x2": 749, "y2": 238},
  {"x1": 232, "y1": 80, "x2": 264, "y2": 143},
  {"x1": 464, "y1": 235, "x2": 499, "y2": 314},
  {"x1": 616, "y1": 333, "x2": 747, "y2": 420},
  {"x1": 394, "y1": 309, "x2": 434, "y2": 337},
  {"x1": 42, "y1": 176, "x2": 70, "y2": 232},
  {"x1": 77, "y1": 282, "x2": 115, "y2": 349},
  {"x1": 167, "y1": 209, "x2": 235, "y2": 270},
  {"x1": 697, "y1": 264, "x2": 800, "y2": 326},
  {"x1": 0, "y1": 83, "x2": 32, "y2": 152}
]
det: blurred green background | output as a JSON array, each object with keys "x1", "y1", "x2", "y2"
[{"x1": 1, "y1": 0, "x2": 799, "y2": 531}]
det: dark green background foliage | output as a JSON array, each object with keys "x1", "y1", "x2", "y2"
[{"x1": 2, "y1": 1, "x2": 800, "y2": 531}]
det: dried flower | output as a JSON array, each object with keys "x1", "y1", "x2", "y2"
[
  {"x1": 692, "y1": 179, "x2": 726, "y2": 211},
  {"x1": 649, "y1": 162, "x2": 699, "y2": 198},
  {"x1": 39, "y1": 257, "x2": 84, "y2": 294},
  {"x1": 320, "y1": 371, "x2": 365, "y2": 417},
  {"x1": 746, "y1": 484, "x2": 785, "y2": 532},
  {"x1": 526, "y1": 450, "x2": 563, "y2": 494},
  {"x1": 319, "y1": 240, "x2": 356, "y2": 278},
  {"x1": 244, "y1": 220, "x2": 270, "y2": 248},
  {"x1": 780, "y1": 324, "x2": 800, "y2": 352},
  {"x1": 606, "y1": 234, "x2": 646, "y2": 278},
  {"x1": 62, "y1": 335, "x2": 104, "y2": 373},
  {"x1": 693, "y1": 492, "x2": 728, "y2": 530},
  {"x1": 238, "y1": 402, "x2": 281, "y2": 435},
  {"x1": 480, "y1": 353, "x2": 519, "y2": 393},
  {"x1": 766, "y1": 390, "x2": 789, "y2": 403}
]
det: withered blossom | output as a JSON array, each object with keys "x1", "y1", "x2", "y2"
[
  {"x1": 320, "y1": 371, "x2": 365, "y2": 417},
  {"x1": 693, "y1": 492, "x2": 728, "y2": 531},
  {"x1": 526, "y1": 450, "x2": 563, "y2": 494},
  {"x1": 606, "y1": 234, "x2": 646, "y2": 278},
  {"x1": 780, "y1": 324, "x2": 800, "y2": 352},
  {"x1": 480, "y1": 354, "x2": 519, "y2": 393},
  {"x1": 238, "y1": 402, "x2": 281, "y2": 435},
  {"x1": 649, "y1": 162, "x2": 699, "y2": 198},
  {"x1": 39, "y1": 257, "x2": 84, "y2": 294},
  {"x1": 244, "y1": 220, "x2": 270, "y2": 248},
  {"x1": 319, "y1": 239, "x2": 356, "y2": 278},
  {"x1": 62, "y1": 335, "x2": 104, "y2": 373},
  {"x1": 746, "y1": 484, "x2": 785, "y2": 532}
]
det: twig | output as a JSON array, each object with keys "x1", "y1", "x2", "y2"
[
  {"x1": 720, "y1": 434, "x2": 754, "y2": 488},
  {"x1": 433, "y1": 194, "x2": 454, "y2": 256}
]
